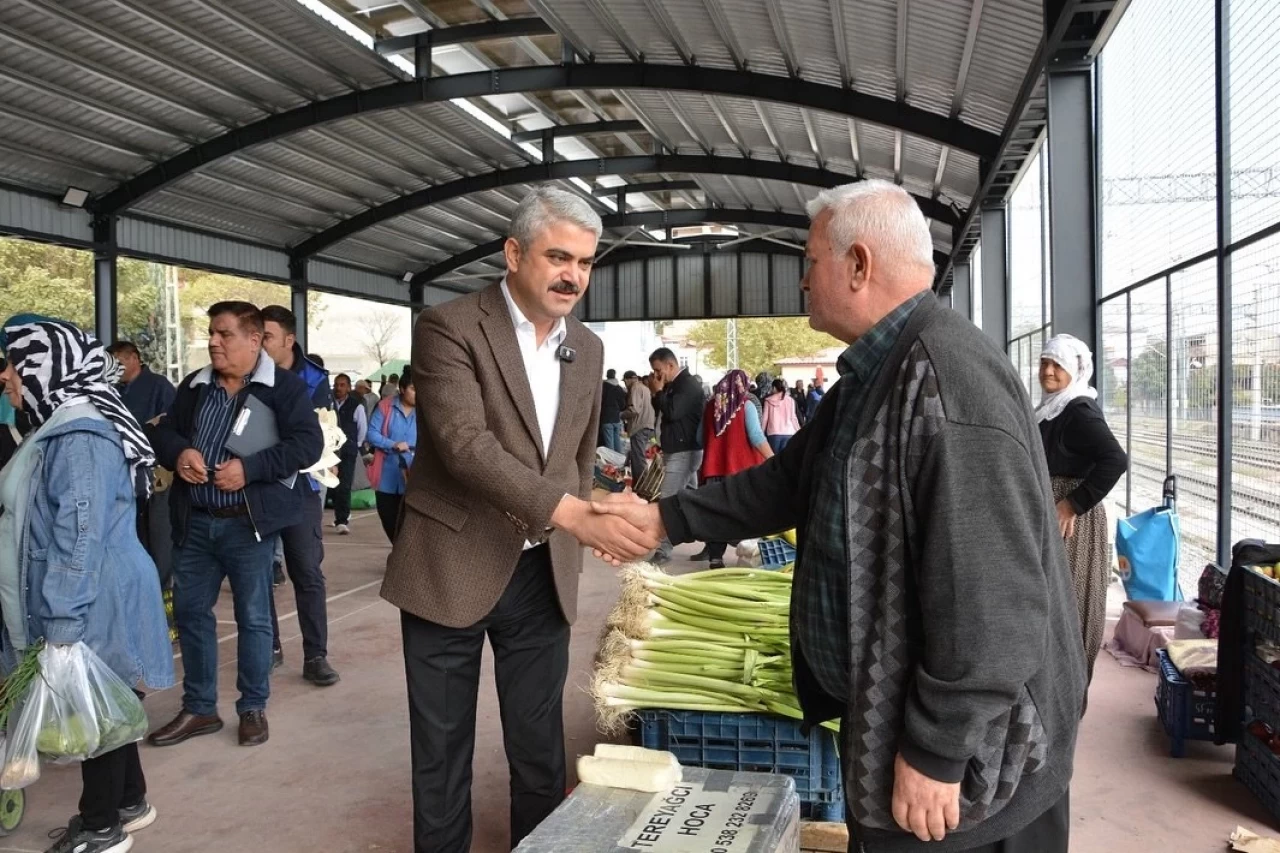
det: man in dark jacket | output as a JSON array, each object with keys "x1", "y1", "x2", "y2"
[
  {"x1": 647, "y1": 347, "x2": 704, "y2": 565},
  {"x1": 598, "y1": 369, "x2": 628, "y2": 453},
  {"x1": 107, "y1": 340, "x2": 176, "y2": 425},
  {"x1": 806, "y1": 376, "x2": 826, "y2": 420},
  {"x1": 596, "y1": 181, "x2": 1084, "y2": 853},
  {"x1": 791, "y1": 380, "x2": 808, "y2": 426},
  {"x1": 107, "y1": 340, "x2": 178, "y2": 587},
  {"x1": 260, "y1": 305, "x2": 339, "y2": 687},
  {"x1": 331, "y1": 372, "x2": 367, "y2": 535},
  {"x1": 147, "y1": 301, "x2": 324, "y2": 748}
]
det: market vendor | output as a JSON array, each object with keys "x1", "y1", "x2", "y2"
[
  {"x1": 593, "y1": 180, "x2": 1086, "y2": 853},
  {"x1": 0, "y1": 315, "x2": 174, "y2": 853},
  {"x1": 382, "y1": 186, "x2": 659, "y2": 853}
]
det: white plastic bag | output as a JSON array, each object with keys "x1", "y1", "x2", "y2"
[
  {"x1": 736, "y1": 539, "x2": 761, "y2": 567},
  {"x1": 0, "y1": 642, "x2": 148, "y2": 789}
]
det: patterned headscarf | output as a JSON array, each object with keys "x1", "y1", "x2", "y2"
[
  {"x1": 711, "y1": 369, "x2": 752, "y2": 437},
  {"x1": 1036, "y1": 333, "x2": 1099, "y2": 423},
  {"x1": 1, "y1": 315, "x2": 155, "y2": 496}
]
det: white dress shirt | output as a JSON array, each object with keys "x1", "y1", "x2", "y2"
[
  {"x1": 501, "y1": 279, "x2": 568, "y2": 548},
  {"x1": 501, "y1": 279, "x2": 567, "y2": 457}
]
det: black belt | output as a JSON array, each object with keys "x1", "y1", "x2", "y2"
[{"x1": 195, "y1": 504, "x2": 248, "y2": 519}]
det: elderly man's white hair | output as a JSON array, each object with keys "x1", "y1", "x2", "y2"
[
  {"x1": 805, "y1": 179, "x2": 935, "y2": 272},
  {"x1": 509, "y1": 186, "x2": 603, "y2": 247}
]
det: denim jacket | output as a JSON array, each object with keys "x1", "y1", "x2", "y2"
[{"x1": 3, "y1": 404, "x2": 174, "y2": 690}]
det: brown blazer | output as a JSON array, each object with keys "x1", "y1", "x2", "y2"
[{"x1": 381, "y1": 283, "x2": 604, "y2": 628}]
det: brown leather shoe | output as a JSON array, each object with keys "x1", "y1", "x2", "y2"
[
  {"x1": 239, "y1": 710, "x2": 269, "y2": 746},
  {"x1": 147, "y1": 710, "x2": 223, "y2": 747}
]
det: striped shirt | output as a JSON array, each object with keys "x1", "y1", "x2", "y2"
[{"x1": 189, "y1": 379, "x2": 245, "y2": 510}]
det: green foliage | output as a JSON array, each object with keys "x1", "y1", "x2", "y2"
[
  {"x1": 684, "y1": 318, "x2": 841, "y2": 378},
  {"x1": 0, "y1": 239, "x2": 322, "y2": 373}
]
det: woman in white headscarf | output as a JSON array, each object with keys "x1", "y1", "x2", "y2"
[{"x1": 1036, "y1": 334, "x2": 1128, "y2": 684}]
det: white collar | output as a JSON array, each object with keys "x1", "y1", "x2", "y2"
[
  {"x1": 192, "y1": 349, "x2": 276, "y2": 388},
  {"x1": 500, "y1": 278, "x2": 567, "y2": 348}
]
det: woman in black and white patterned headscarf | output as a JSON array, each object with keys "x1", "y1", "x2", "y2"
[
  {"x1": 0, "y1": 314, "x2": 172, "y2": 851},
  {"x1": 0, "y1": 314, "x2": 155, "y2": 496}
]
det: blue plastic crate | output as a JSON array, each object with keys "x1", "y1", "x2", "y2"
[
  {"x1": 633, "y1": 709, "x2": 843, "y2": 821},
  {"x1": 758, "y1": 537, "x2": 796, "y2": 569},
  {"x1": 1155, "y1": 648, "x2": 1216, "y2": 757}
]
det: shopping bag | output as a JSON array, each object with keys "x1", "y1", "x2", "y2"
[{"x1": 1116, "y1": 475, "x2": 1182, "y2": 601}]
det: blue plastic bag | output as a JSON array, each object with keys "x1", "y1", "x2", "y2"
[{"x1": 1115, "y1": 475, "x2": 1182, "y2": 601}]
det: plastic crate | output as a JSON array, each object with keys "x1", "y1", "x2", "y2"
[
  {"x1": 633, "y1": 709, "x2": 844, "y2": 822},
  {"x1": 593, "y1": 465, "x2": 626, "y2": 493},
  {"x1": 758, "y1": 537, "x2": 797, "y2": 569},
  {"x1": 1154, "y1": 649, "x2": 1217, "y2": 757},
  {"x1": 1242, "y1": 567, "x2": 1280, "y2": 646},
  {"x1": 1245, "y1": 652, "x2": 1280, "y2": 725},
  {"x1": 1236, "y1": 731, "x2": 1280, "y2": 823}
]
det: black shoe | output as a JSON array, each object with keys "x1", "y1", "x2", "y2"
[
  {"x1": 272, "y1": 647, "x2": 284, "y2": 670},
  {"x1": 303, "y1": 656, "x2": 340, "y2": 686},
  {"x1": 118, "y1": 800, "x2": 156, "y2": 834},
  {"x1": 689, "y1": 548, "x2": 710, "y2": 561},
  {"x1": 272, "y1": 562, "x2": 285, "y2": 586},
  {"x1": 238, "y1": 710, "x2": 269, "y2": 746},
  {"x1": 709, "y1": 559, "x2": 726, "y2": 569},
  {"x1": 45, "y1": 817, "x2": 131, "y2": 853}
]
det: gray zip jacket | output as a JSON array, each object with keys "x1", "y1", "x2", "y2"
[{"x1": 660, "y1": 294, "x2": 1086, "y2": 852}]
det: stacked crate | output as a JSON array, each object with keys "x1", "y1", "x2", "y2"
[{"x1": 1234, "y1": 568, "x2": 1280, "y2": 820}]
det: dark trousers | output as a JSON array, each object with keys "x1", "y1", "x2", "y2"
[
  {"x1": 875, "y1": 791, "x2": 1069, "y2": 853},
  {"x1": 627, "y1": 427, "x2": 655, "y2": 478},
  {"x1": 270, "y1": 488, "x2": 329, "y2": 660},
  {"x1": 376, "y1": 491, "x2": 403, "y2": 543},
  {"x1": 401, "y1": 547, "x2": 570, "y2": 853},
  {"x1": 80, "y1": 743, "x2": 145, "y2": 831},
  {"x1": 332, "y1": 454, "x2": 357, "y2": 525}
]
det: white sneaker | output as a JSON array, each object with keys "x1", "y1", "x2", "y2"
[{"x1": 336, "y1": 524, "x2": 350, "y2": 535}]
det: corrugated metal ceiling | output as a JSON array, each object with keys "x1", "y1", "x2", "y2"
[{"x1": 0, "y1": 0, "x2": 1065, "y2": 296}]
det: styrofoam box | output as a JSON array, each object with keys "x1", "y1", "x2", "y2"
[{"x1": 515, "y1": 766, "x2": 800, "y2": 853}]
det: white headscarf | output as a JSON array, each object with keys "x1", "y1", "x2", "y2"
[{"x1": 1036, "y1": 334, "x2": 1098, "y2": 423}]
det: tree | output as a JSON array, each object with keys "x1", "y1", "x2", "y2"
[
  {"x1": 684, "y1": 317, "x2": 841, "y2": 378},
  {"x1": 1129, "y1": 342, "x2": 1167, "y2": 415},
  {"x1": 357, "y1": 307, "x2": 402, "y2": 367}
]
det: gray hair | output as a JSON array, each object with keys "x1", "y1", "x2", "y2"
[
  {"x1": 509, "y1": 186, "x2": 603, "y2": 247},
  {"x1": 805, "y1": 180, "x2": 934, "y2": 271}
]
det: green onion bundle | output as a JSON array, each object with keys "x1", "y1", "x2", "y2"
[{"x1": 593, "y1": 565, "x2": 836, "y2": 734}]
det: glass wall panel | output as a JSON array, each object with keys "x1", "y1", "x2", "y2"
[
  {"x1": 1228, "y1": 234, "x2": 1280, "y2": 550},
  {"x1": 1229, "y1": 0, "x2": 1280, "y2": 241},
  {"x1": 0, "y1": 237, "x2": 97, "y2": 333},
  {"x1": 1099, "y1": 296, "x2": 1130, "y2": 516},
  {"x1": 1009, "y1": 151, "x2": 1045, "y2": 338},
  {"x1": 308, "y1": 292, "x2": 412, "y2": 383},
  {"x1": 1098, "y1": 0, "x2": 1216, "y2": 295}
]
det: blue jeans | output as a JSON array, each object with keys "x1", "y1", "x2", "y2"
[
  {"x1": 600, "y1": 421, "x2": 625, "y2": 454},
  {"x1": 173, "y1": 512, "x2": 277, "y2": 716},
  {"x1": 767, "y1": 434, "x2": 792, "y2": 454}
]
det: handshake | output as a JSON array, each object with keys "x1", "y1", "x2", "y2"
[{"x1": 552, "y1": 491, "x2": 666, "y2": 566}]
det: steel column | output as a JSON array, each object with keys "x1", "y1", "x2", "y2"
[
  {"x1": 1214, "y1": 0, "x2": 1233, "y2": 567},
  {"x1": 952, "y1": 261, "x2": 973, "y2": 320},
  {"x1": 290, "y1": 256, "x2": 309, "y2": 353},
  {"x1": 92, "y1": 215, "x2": 118, "y2": 345},
  {"x1": 1046, "y1": 67, "x2": 1099, "y2": 355},
  {"x1": 979, "y1": 207, "x2": 1009, "y2": 347}
]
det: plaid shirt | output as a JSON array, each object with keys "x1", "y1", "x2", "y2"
[{"x1": 794, "y1": 291, "x2": 929, "y2": 701}]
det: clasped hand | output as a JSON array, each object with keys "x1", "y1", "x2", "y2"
[{"x1": 555, "y1": 492, "x2": 665, "y2": 567}]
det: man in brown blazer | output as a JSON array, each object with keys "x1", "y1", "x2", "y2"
[{"x1": 382, "y1": 186, "x2": 659, "y2": 853}]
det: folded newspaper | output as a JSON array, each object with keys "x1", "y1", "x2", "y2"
[
  {"x1": 299, "y1": 408, "x2": 348, "y2": 489},
  {"x1": 1232, "y1": 826, "x2": 1280, "y2": 853}
]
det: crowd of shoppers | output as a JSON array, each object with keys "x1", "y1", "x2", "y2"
[{"x1": 0, "y1": 180, "x2": 1134, "y2": 853}]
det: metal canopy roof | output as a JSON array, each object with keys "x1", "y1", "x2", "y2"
[{"x1": 0, "y1": 0, "x2": 1127, "y2": 305}]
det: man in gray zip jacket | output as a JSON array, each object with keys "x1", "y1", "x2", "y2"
[{"x1": 594, "y1": 180, "x2": 1086, "y2": 853}]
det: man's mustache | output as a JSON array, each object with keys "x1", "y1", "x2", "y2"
[{"x1": 550, "y1": 281, "x2": 580, "y2": 294}]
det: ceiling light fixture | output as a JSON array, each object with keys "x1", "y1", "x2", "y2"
[{"x1": 61, "y1": 186, "x2": 89, "y2": 208}]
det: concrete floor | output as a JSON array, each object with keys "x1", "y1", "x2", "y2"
[{"x1": 0, "y1": 513, "x2": 1273, "y2": 852}]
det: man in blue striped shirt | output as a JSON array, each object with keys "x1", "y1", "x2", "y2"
[{"x1": 148, "y1": 301, "x2": 323, "y2": 750}]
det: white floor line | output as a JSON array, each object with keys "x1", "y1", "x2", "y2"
[{"x1": 171, "y1": 577, "x2": 385, "y2": 661}]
